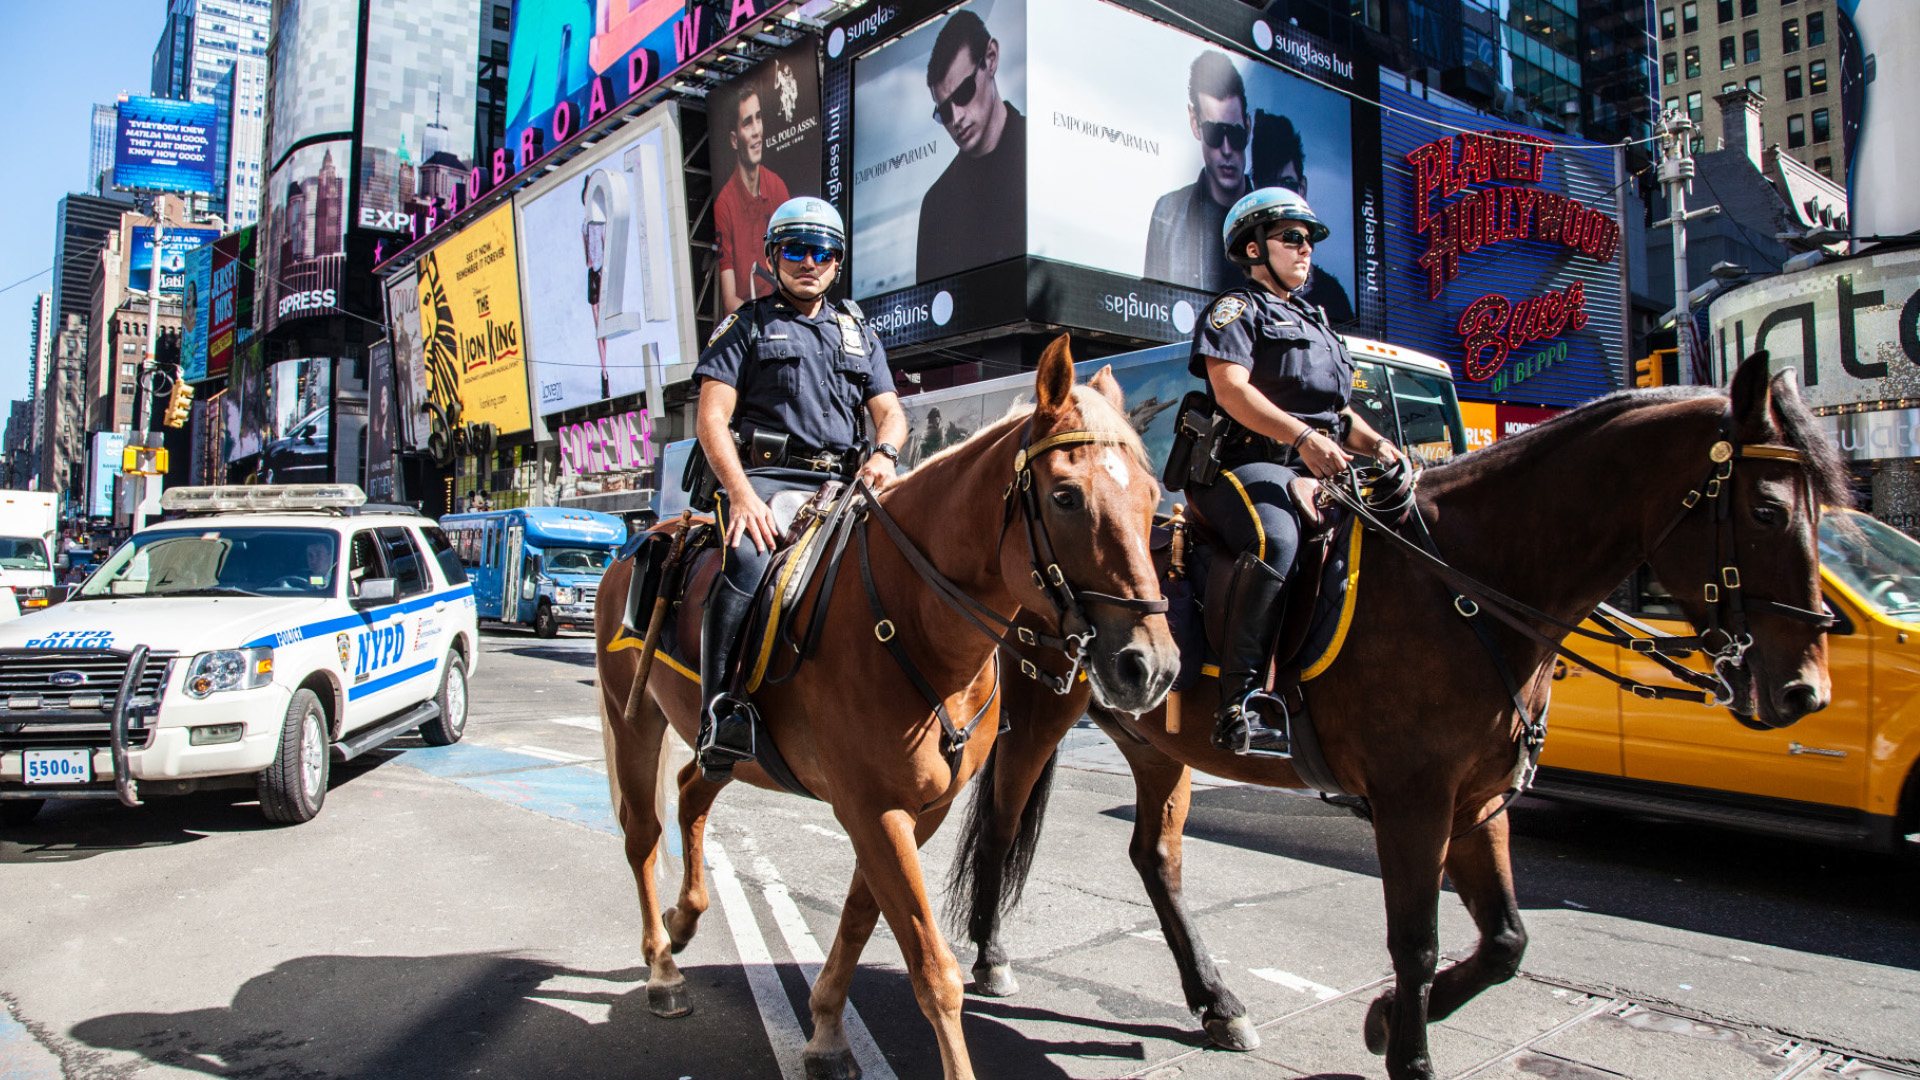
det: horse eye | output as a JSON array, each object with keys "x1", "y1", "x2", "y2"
[
  {"x1": 1051, "y1": 489, "x2": 1081, "y2": 511},
  {"x1": 1751, "y1": 505, "x2": 1781, "y2": 526}
]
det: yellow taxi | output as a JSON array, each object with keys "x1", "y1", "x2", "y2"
[{"x1": 1534, "y1": 509, "x2": 1920, "y2": 852}]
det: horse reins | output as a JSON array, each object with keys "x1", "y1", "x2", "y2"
[{"x1": 1320, "y1": 411, "x2": 1832, "y2": 834}]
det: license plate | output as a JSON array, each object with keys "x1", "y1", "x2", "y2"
[{"x1": 22, "y1": 749, "x2": 92, "y2": 785}]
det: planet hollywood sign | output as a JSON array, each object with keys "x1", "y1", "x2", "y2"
[{"x1": 1405, "y1": 130, "x2": 1620, "y2": 382}]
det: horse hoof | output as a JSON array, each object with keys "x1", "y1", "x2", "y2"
[
  {"x1": 802, "y1": 1048, "x2": 861, "y2": 1080},
  {"x1": 664, "y1": 907, "x2": 697, "y2": 953},
  {"x1": 1363, "y1": 991, "x2": 1394, "y2": 1056},
  {"x1": 648, "y1": 980, "x2": 693, "y2": 1018},
  {"x1": 971, "y1": 963, "x2": 1020, "y2": 997},
  {"x1": 1204, "y1": 1014, "x2": 1261, "y2": 1052}
]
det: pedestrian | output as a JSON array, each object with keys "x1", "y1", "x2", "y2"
[
  {"x1": 1181, "y1": 187, "x2": 1401, "y2": 756},
  {"x1": 689, "y1": 196, "x2": 908, "y2": 781}
]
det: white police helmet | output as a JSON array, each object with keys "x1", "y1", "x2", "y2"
[
  {"x1": 765, "y1": 197, "x2": 847, "y2": 259},
  {"x1": 1222, "y1": 187, "x2": 1330, "y2": 267}
]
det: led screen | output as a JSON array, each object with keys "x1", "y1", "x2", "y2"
[{"x1": 114, "y1": 97, "x2": 218, "y2": 194}]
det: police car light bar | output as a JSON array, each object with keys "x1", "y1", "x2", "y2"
[{"x1": 159, "y1": 484, "x2": 370, "y2": 513}]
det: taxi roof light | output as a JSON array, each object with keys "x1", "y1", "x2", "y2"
[{"x1": 160, "y1": 484, "x2": 370, "y2": 513}]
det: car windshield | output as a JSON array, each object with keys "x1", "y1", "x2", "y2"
[
  {"x1": 0, "y1": 537, "x2": 49, "y2": 570},
  {"x1": 1819, "y1": 512, "x2": 1920, "y2": 620},
  {"x1": 75, "y1": 527, "x2": 339, "y2": 599},
  {"x1": 544, "y1": 547, "x2": 612, "y2": 574}
]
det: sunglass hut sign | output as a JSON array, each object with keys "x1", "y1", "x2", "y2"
[{"x1": 1406, "y1": 130, "x2": 1620, "y2": 383}]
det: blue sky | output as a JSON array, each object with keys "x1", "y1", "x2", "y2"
[{"x1": 0, "y1": 2, "x2": 165, "y2": 413}]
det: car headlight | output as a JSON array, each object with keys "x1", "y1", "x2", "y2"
[
  {"x1": 184, "y1": 647, "x2": 275, "y2": 698},
  {"x1": 554, "y1": 587, "x2": 576, "y2": 605}
]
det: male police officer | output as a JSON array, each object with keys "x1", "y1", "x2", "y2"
[{"x1": 692, "y1": 197, "x2": 908, "y2": 781}]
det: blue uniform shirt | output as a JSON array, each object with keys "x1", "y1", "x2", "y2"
[
  {"x1": 1187, "y1": 285, "x2": 1353, "y2": 432},
  {"x1": 695, "y1": 295, "x2": 895, "y2": 453}
]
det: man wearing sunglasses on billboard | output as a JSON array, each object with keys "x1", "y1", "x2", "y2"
[
  {"x1": 715, "y1": 82, "x2": 791, "y2": 315},
  {"x1": 1145, "y1": 52, "x2": 1253, "y2": 294},
  {"x1": 917, "y1": 9, "x2": 1026, "y2": 284},
  {"x1": 690, "y1": 197, "x2": 907, "y2": 782},
  {"x1": 1250, "y1": 112, "x2": 1355, "y2": 327}
]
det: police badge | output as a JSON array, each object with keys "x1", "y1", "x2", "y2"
[
  {"x1": 1209, "y1": 296, "x2": 1247, "y2": 330},
  {"x1": 335, "y1": 632, "x2": 351, "y2": 672},
  {"x1": 835, "y1": 313, "x2": 866, "y2": 354}
]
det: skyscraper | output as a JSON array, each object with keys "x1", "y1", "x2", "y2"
[
  {"x1": 149, "y1": 0, "x2": 272, "y2": 221},
  {"x1": 216, "y1": 56, "x2": 268, "y2": 226},
  {"x1": 89, "y1": 102, "x2": 122, "y2": 196},
  {"x1": 52, "y1": 193, "x2": 130, "y2": 327},
  {"x1": 27, "y1": 293, "x2": 53, "y2": 486}
]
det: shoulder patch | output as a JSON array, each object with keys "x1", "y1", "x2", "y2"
[
  {"x1": 1209, "y1": 296, "x2": 1248, "y2": 330},
  {"x1": 707, "y1": 312, "x2": 739, "y2": 348}
]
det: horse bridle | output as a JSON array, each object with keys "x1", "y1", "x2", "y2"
[{"x1": 850, "y1": 419, "x2": 1168, "y2": 762}]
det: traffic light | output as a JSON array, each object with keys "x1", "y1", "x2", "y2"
[
  {"x1": 121, "y1": 446, "x2": 169, "y2": 475},
  {"x1": 163, "y1": 380, "x2": 195, "y2": 428},
  {"x1": 1634, "y1": 349, "x2": 1675, "y2": 388}
]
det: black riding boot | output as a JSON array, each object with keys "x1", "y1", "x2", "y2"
[
  {"x1": 696, "y1": 578, "x2": 758, "y2": 783},
  {"x1": 1211, "y1": 552, "x2": 1292, "y2": 757}
]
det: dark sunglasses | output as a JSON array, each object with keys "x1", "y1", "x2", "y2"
[
  {"x1": 931, "y1": 64, "x2": 984, "y2": 125},
  {"x1": 1269, "y1": 228, "x2": 1314, "y2": 248},
  {"x1": 1200, "y1": 121, "x2": 1249, "y2": 151},
  {"x1": 778, "y1": 242, "x2": 840, "y2": 265}
]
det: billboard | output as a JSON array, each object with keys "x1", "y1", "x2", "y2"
[
  {"x1": 515, "y1": 106, "x2": 698, "y2": 416},
  {"x1": 1379, "y1": 86, "x2": 1624, "y2": 407},
  {"x1": 1842, "y1": 0, "x2": 1919, "y2": 238},
  {"x1": 206, "y1": 227, "x2": 255, "y2": 382},
  {"x1": 260, "y1": 140, "x2": 353, "y2": 331},
  {"x1": 384, "y1": 269, "x2": 433, "y2": 451},
  {"x1": 88, "y1": 432, "x2": 128, "y2": 518},
  {"x1": 114, "y1": 96, "x2": 219, "y2": 194},
  {"x1": 228, "y1": 343, "x2": 268, "y2": 463},
  {"x1": 355, "y1": 0, "x2": 481, "y2": 237},
  {"x1": 181, "y1": 243, "x2": 214, "y2": 382},
  {"x1": 129, "y1": 226, "x2": 219, "y2": 295},
  {"x1": 261, "y1": 358, "x2": 333, "y2": 483},
  {"x1": 708, "y1": 40, "x2": 826, "y2": 314},
  {"x1": 415, "y1": 204, "x2": 533, "y2": 435},
  {"x1": 268, "y1": 0, "x2": 360, "y2": 153},
  {"x1": 366, "y1": 342, "x2": 397, "y2": 501}
]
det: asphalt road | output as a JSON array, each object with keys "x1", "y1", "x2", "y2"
[{"x1": 2, "y1": 629, "x2": 1917, "y2": 1080}]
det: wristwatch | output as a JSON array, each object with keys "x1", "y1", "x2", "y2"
[{"x1": 874, "y1": 442, "x2": 901, "y2": 463}]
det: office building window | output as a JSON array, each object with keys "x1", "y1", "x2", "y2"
[
  {"x1": 120, "y1": 362, "x2": 135, "y2": 377},
  {"x1": 1808, "y1": 11, "x2": 1824, "y2": 44},
  {"x1": 119, "y1": 383, "x2": 134, "y2": 396},
  {"x1": 1664, "y1": 53, "x2": 1678, "y2": 84},
  {"x1": 1815, "y1": 157, "x2": 1831, "y2": 177},
  {"x1": 492, "y1": 4, "x2": 509, "y2": 29},
  {"x1": 1809, "y1": 58, "x2": 1827, "y2": 93},
  {"x1": 1685, "y1": 46, "x2": 1701, "y2": 78},
  {"x1": 1720, "y1": 36, "x2": 1736, "y2": 68},
  {"x1": 1747, "y1": 75, "x2": 1762, "y2": 95},
  {"x1": 1665, "y1": 96, "x2": 1680, "y2": 116},
  {"x1": 1785, "y1": 65, "x2": 1803, "y2": 98},
  {"x1": 1691, "y1": 134, "x2": 1705, "y2": 153},
  {"x1": 1661, "y1": 7, "x2": 1676, "y2": 38},
  {"x1": 1723, "y1": 82, "x2": 1739, "y2": 94},
  {"x1": 1716, "y1": 0, "x2": 1733, "y2": 21},
  {"x1": 1782, "y1": 18, "x2": 1799, "y2": 51},
  {"x1": 1812, "y1": 108, "x2": 1830, "y2": 142},
  {"x1": 1687, "y1": 90, "x2": 1704, "y2": 123},
  {"x1": 1740, "y1": 0, "x2": 1757, "y2": 14},
  {"x1": 1743, "y1": 29, "x2": 1760, "y2": 62},
  {"x1": 1787, "y1": 113, "x2": 1806, "y2": 147},
  {"x1": 1683, "y1": 1, "x2": 1699, "y2": 32}
]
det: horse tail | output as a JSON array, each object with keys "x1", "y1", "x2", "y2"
[{"x1": 946, "y1": 740, "x2": 1060, "y2": 937}]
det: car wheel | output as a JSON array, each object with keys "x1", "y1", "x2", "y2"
[
  {"x1": 418, "y1": 651, "x2": 468, "y2": 746},
  {"x1": 258, "y1": 689, "x2": 329, "y2": 824},
  {"x1": 534, "y1": 601, "x2": 559, "y2": 638},
  {"x1": 1, "y1": 799, "x2": 44, "y2": 828}
]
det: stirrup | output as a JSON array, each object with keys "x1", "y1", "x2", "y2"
[
  {"x1": 697, "y1": 694, "x2": 758, "y2": 781},
  {"x1": 1224, "y1": 690, "x2": 1293, "y2": 760}
]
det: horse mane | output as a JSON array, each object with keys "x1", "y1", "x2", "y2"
[
  {"x1": 1428, "y1": 384, "x2": 1851, "y2": 509},
  {"x1": 907, "y1": 385, "x2": 1152, "y2": 475}
]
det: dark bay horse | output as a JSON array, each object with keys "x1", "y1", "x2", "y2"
[
  {"x1": 949, "y1": 353, "x2": 1846, "y2": 1080},
  {"x1": 593, "y1": 338, "x2": 1178, "y2": 1080}
]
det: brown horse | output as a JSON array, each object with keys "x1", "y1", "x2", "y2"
[
  {"x1": 594, "y1": 337, "x2": 1178, "y2": 1080},
  {"x1": 948, "y1": 353, "x2": 1846, "y2": 1080}
]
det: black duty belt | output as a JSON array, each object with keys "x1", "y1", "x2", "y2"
[{"x1": 743, "y1": 433, "x2": 859, "y2": 475}]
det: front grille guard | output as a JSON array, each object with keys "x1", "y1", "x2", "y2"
[{"x1": 0, "y1": 645, "x2": 151, "y2": 807}]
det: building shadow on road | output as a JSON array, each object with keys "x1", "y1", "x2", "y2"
[{"x1": 1097, "y1": 785, "x2": 1920, "y2": 973}]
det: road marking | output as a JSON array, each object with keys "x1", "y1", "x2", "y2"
[
  {"x1": 707, "y1": 839, "x2": 809, "y2": 1080},
  {"x1": 751, "y1": 852, "x2": 898, "y2": 1080},
  {"x1": 549, "y1": 715, "x2": 601, "y2": 730},
  {"x1": 514, "y1": 744, "x2": 594, "y2": 763},
  {"x1": 1249, "y1": 968, "x2": 1341, "y2": 1001}
]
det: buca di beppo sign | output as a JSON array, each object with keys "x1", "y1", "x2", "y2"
[{"x1": 1382, "y1": 87, "x2": 1628, "y2": 406}]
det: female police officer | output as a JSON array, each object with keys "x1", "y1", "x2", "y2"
[
  {"x1": 1187, "y1": 187, "x2": 1401, "y2": 757},
  {"x1": 692, "y1": 197, "x2": 908, "y2": 781}
]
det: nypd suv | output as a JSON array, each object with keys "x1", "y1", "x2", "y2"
[{"x1": 0, "y1": 485, "x2": 478, "y2": 826}]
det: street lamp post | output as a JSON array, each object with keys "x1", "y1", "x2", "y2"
[{"x1": 1652, "y1": 110, "x2": 1721, "y2": 386}]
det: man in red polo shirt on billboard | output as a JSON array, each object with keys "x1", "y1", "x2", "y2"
[{"x1": 715, "y1": 81, "x2": 791, "y2": 314}]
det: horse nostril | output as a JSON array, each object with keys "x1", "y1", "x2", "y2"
[
  {"x1": 1115, "y1": 647, "x2": 1151, "y2": 689},
  {"x1": 1783, "y1": 683, "x2": 1822, "y2": 717}
]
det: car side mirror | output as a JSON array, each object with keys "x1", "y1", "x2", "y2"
[{"x1": 354, "y1": 578, "x2": 397, "y2": 606}]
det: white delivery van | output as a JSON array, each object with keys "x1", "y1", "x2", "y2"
[{"x1": 0, "y1": 492, "x2": 60, "y2": 620}]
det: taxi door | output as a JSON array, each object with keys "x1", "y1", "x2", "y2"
[{"x1": 1617, "y1": 570, "x2": 1869, "y2": 810}]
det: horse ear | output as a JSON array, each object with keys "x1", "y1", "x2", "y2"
[
  {"x1": 1088, "y1": 364, "x2": 1124, "y2": 411},
  {"x1": 1035, "y1": 334, "x2": 1075, "y2": 418},
  {"x1": 1729, "y1": 350, "x2": 1780, "y2": 443}
]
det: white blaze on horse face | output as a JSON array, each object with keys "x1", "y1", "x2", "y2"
[{"x1": 1102, "y1": 448, "x2": 1131, "y2": 490}]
